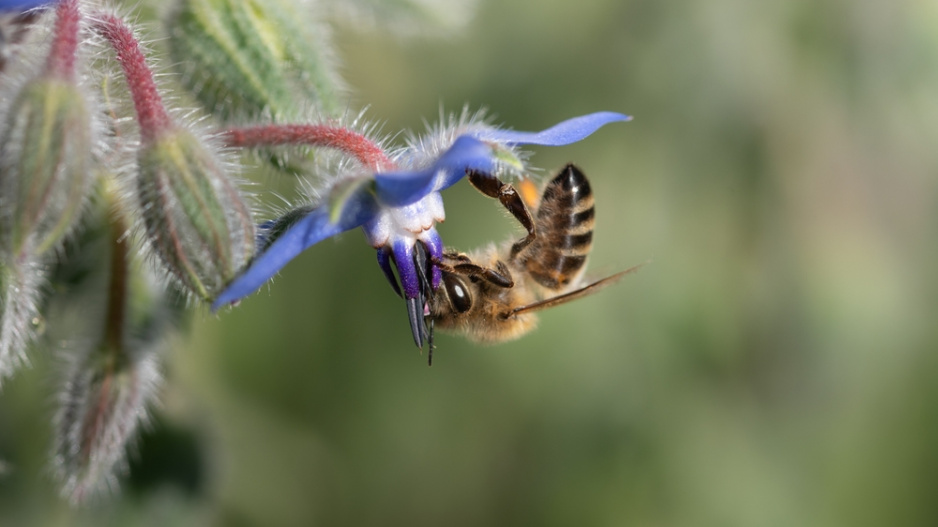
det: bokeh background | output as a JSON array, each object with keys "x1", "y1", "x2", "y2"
[{"x1": 2, "y1": 0, "x2": 938, "y2": 525}]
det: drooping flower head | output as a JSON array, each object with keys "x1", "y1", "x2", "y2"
[{"x1": 213, "y1": 111, "x2": 630, "y2": 346}]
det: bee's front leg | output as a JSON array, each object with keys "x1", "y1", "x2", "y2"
[{"x1": 465, "y1": 170, "x2": 536, "y2": 259}]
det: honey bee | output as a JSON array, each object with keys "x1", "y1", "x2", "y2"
[{"x1": 421, "y1": 163, "x2": 641, "y2": 352}]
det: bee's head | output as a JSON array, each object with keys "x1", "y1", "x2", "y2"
[{"x1": 428, "y1": 268, "x2": 537, "y2": 344}]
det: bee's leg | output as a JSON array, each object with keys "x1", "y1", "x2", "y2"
[
  {"x1": 435, "y1": 253, "x2": 514, "y2": 288},
  {"x1": 466, "y1": 170, "x2": 536, "y2": 259}
]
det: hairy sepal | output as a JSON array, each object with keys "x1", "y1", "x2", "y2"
[{"x1": 136, "y1": 129, "x2": 255, "y2": 301}]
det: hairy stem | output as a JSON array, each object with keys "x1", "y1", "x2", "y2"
[
  {"x1": 221, "y1": 124, "x2": 394, "y2": 171},
  {"x1": 46, "y1": 0, "x2": 80, "y2": 79},
  {"x1": 91, "y1": 14, "x2": 170, "y2": 141},
  {"x1": 103, "y1": 191, "x2": 128, "y2": 362}
]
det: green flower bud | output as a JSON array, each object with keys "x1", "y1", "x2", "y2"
[
  {"x1": 0, "y1": 77, "x2": 94, "y2": 258},
  {"x1": 54, "y1": 337, "x2": 162, "y2": 503},
  {"x1": 167, "y1": 0, "x2": 341, "y2": 120},
  {"x1": 136, "y1": 129, "x2": 256, "y2": 301}
]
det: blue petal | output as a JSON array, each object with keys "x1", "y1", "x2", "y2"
[
  {"x1": 374, "y1": 135, "x2": 496, "y2": 207},
  {"x1": 0, "y1": 0, "x2": 53, "y2": 11},
  {"x1": 482, "y1": 111, "x2": 631, "y2": 146},
  {"x1": 212, "y1": 194, "x2": 378, "y2": 310}
]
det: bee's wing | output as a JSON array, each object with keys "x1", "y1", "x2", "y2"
[{"x1": 509, "y1": 262, "x2": 647, "y2": 316}]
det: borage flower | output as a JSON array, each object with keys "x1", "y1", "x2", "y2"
[{"x1": 212, "y1": 111, "x2": 630, "y2": 346}]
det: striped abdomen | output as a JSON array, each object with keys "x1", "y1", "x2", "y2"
[{"x1": 520, "y1": 163, "x2": 595, "y2": 290}]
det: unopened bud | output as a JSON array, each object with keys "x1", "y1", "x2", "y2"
[
  {"x1": 166, "y1": 0, "x2": 340, "y2": 120},
  {"x1": 0, "y1": 77, "x2": 94, "y2": 257},
  {"x1": 54, "y1": 341, "x2": 161, "y2": 503},
  {"x1": 136, "y1": 129, "x2": 255, "y2": 301}
]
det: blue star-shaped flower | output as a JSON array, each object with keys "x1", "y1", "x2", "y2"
[{"x1": 212, "y1": 112, "x2": 630, "y2": 342}]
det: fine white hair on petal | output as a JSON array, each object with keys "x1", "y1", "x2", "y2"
[
  {"x1": 403, "y1": 105, "x2": 492, "y2": 167},
  {"x1": 403, "y1": 106, "x2": 534, "y2": 180}
]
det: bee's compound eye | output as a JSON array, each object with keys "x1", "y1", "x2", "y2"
[{"x1": 444, "y1": 275, "x2": 472, "y2": 313}]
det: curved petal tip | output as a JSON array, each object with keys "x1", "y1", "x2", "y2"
[{"x1": 483, "y1": 111, "x2": 631, "y2": 146}]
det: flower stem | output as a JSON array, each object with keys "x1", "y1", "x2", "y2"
[
  {"x1": 74, "y1": 187, "x2": 131, "y2": 483},
  {"x1": 103, "y1": 190, "x2": 128, "y2": 359},
  {"x1": 46, "y1": 0, "x2": 80, "y2": 79},
  {"x1": 220, "y1": 124, "x2": 394, "y2": 171},
  {"x1": 91, "y1": 14, "x2": 170, "y2": 141}
]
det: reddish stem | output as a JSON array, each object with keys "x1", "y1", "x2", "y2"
[
  {"x1": 46, "y1": 0, "x2": 81, "y2": 80},
  {"x1": 221, "y1": 124, "x2": 395, "y2": 171},
  {"x1": 91, "y1": 14, "x2": 170, "y2": 142},
  {"x1": 46, "y1": 0, "x2": 80, "y2": 79}
]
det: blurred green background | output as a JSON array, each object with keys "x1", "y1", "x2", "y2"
[{"x1": 3, "y1": 0, "x2": 938, "y2": 525}]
